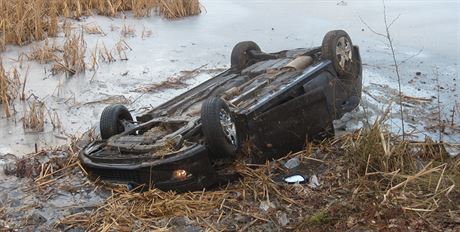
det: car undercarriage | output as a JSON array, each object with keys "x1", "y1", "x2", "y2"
[{"x1": 80, "y1": 30, "x2": 363, "y2": 191}]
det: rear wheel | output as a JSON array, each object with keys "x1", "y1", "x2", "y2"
[
  {"x1": 231, "y1": 41, "x2": 261, "y2": 71},
  {"x1": 321, "y1": 30, "x2": 353, "y2": 76},
  {"x1": 201, "y1": 97, "x2": 238, "y2": 159},
  {"x1": 100, "y1": 104, "x2": 133, "y2": 139}
]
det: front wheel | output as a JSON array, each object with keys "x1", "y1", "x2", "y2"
[
  {"x1": 321, "y1": 30, "x2": 354, "y2": 76},
  {"x1": 201, "y1": 97, "x2": 238, "y2": 159},
  {"x1": 100, "y1": 104, "x2": 133, "y2": 139}
]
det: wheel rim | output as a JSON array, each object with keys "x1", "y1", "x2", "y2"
[
  {"x1": 336, "y1": 36, "x2": 352, "y2": 70},
  {"x1": 219, "y1": 109, "x2": 237, "y2": 146}
]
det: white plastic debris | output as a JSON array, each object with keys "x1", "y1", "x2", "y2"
[
  {"x1": 308, "y1": 175, "x2": 321, "y2": 189},
  {"x1": 284, "y1": 175, "x2": 306, "y2": 184},
  {"x1": 284, "y1": 157, "x2": 300, "y2": 169}
]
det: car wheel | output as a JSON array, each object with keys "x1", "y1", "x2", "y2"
[
  {"x1": 201, "y1": 97, "x2": 238, "y2": 159},
  {"x1": 321, "y1": 30, "x2": 354, "y2": 76},
  {"x1": 231, "y1": 41, "x2": 261, "y2": 71},
  {"x1": 100, "y1": 104, "x2": 133, "y2": 139}
]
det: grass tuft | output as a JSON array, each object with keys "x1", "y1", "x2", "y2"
[
  {"x1": 52, "y1": 32, "x2": 86, "y2": 76},
  {"x1": 27, "y1": 40, "x2": 60, "y2": 64},
  {"x1": 22, "y1": 99, "x2": 45, "y2": 132},
  {"x1": 159, "y1": 0, "x2": 201, "y2": 19},
  {"x1": 55, "y1": 118, "x2": 459, "y2": 231},
  {"x1": 0, "y1": 0, "x2": 201, "y2": 50},
  {"x1": 0, "y1": 61, "x2": 22, "y2": 117}
]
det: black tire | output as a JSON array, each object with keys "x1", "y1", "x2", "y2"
[
  {"x1": 201, "y1": 97, "x2": 238, "y2": 159},
  {"x1": 231, "y1": 41, "x2": 261, "y2": 71},
  {"x1": 321, "y1": 30, "x2": 354, "y2": 76},
  {"x1": 100, "y1": 104, "x2": 133, "y2": 139}
]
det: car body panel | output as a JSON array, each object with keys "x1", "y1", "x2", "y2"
[{"x1": 80, "y1": 43, "x2": 363, "y2": 191}]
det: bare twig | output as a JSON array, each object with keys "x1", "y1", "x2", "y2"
[
  {"x1": 360, "y1": 0, "x2": 406, "y2": 140},
  {"x1": 434, "y1": 67, "x2": 444, "y2": 141}
]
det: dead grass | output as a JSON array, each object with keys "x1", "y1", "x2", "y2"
[
  {"x1": 22, "y1": 99, "x2": 45, "y2": 132},
  {"x1": 136, "y1": 77, "x2": 189, "y2": 93},
  {"x1": 131, "y1": 0, "x2": 159, "y2": 17},
  {"x1": 27, "y1": 40, "x2": 61, "y2": 64},
  {"x1": 158, "y1": 0, "x2": 201, "y2": 19},
  {"x1": 0, "y1": 61, "x2": 21, "y2": 117},
  {"x1": 0, "y1": 60, "x2": 11, "y2": 117},
  {"x1": 52, "y1": 32, "x2": 86, "y2": 76},
  {"x1": 134, "y1": 64, "x2": 210, "y2": 93},
  {"x1": 0, "y1": 0, "x2": 201, "y2": 50},
  {"x1": 82, "y1": 23, "x2": 106, "y2": 36},
  {"x1": 115, "y1": 39, "x2": 132, "y2": 61},
  {"x1": 120, "y1": 24, "x2": 136, "y2": 38},
  {"x1": 59, "y1": 161, "x2": 298, "y2": 231},
  {"x1": 141, "y1": 27, "x2": 153, "y2": 39},
  {"x1": 56, "y1": 119, "x2": 459, "y2": 231},
  {"x1": 48, "y1": 110, "x2": 62, "y2": 130},
  {"x1": 342, "y1": 118, "x2": 459, "y2": 212},
  {"x1": 0, "y1": 0, "x2": 59, "y2": 48},
  {"x1": 98, "y1": 41, "x2": 116, "y2": 63}
]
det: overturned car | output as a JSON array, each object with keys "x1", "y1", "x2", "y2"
[{"x1": 80, "y1": 30, "x2": 362, "y2": 191}]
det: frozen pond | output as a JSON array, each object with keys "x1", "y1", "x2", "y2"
[{"x1": 0, "y1": 0, "x2": 459, "y2": 157}]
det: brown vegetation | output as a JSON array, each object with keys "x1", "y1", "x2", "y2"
[
  {"x1": 52, "y1": 32, "x2": 87, "y2": 76},
  {"x1": 57, "y1": 120, "x2": 459, "y2": 231},
  {"x1": 0, "y1": 61, "x2": 21, "y2": 117},
  {"x1": 159, "y1": 0, "x2": 201, "y2": 19},
  {"x1": 27, "y1": 40, "x2": 60, "y2": 64},
  {"x1": 0, "y1": 0, "x2": 59, "y2": 49},
  {"x1": 0, "y1": 0, "x2": 201, "y2": 50},
  {"x1": 98, "y1": 41, "x2": 116, "y2": 63},
  {"x1": 115, "y1": 39, "x2": 132, "y2": 61},
  {"x1": 120, "y1": 24, "x2": 136, "y2": 38},
  {"x1": 0, "y1": 62, "x2": 11, "y2": 117},
  {"x1": 134, "y1": 64, "x2": 214, "y2": 93},
  {"x1": 82, "y1": 23, "x2": 106, "y2": 35},
  {"x1": 22, "y1": 99, "x2": 45, "y2": 132}
]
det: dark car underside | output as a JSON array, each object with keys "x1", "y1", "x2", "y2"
[{"x1": 80, "y1": 30, "x2": 363, "y2": 192}]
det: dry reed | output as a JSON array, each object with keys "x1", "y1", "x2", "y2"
[
  {"x1": 0, "y1": 61, "x2": 21, "y2": 117},
  {"x1": 59, "y1": 161, "x2": 296, "y2": 231},
  {"x1": 120, "y1": 24, "x2": 136, "y2": 37},
  {"x1": 342, "y1": 119, "x2": 459, "y2": 212},
  {"x1": 115, "y1": 39, "x2": 132, "y2": 61},
  {"x1": 82, "y1": 23, "x2": 106, "y2": 35},
  {"x1": 98, "y1": 41, "x2": 116, "y2": 63},
  {"x1": 22, "y1": 99, "x2": 45, "y2": 132},
  {"x1": 52, "y1": 32, "x2": 86, "y2": 76},
  {"x1": 57, "y1": 119, "x2": 459, "y2": 231},
  {"x1": 159, "y1": 0, "x2": 201, "y2": 19},
  {"x1": 0, "y1": 60, "x2": 11, "y2": 117},
  {"x1": 134, "y1": 64, "x2": 208, "y2": 93},
  {"x1": 27, "y1": 40, "x2": 60, "y2": 64},
  {"x1": 0, "y1": 0, "x2": 201, "y2": 50},
  {"x1": 48, "y1": 110, "x2": 62, "y2": 130}
]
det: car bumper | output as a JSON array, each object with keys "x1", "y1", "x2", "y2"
[{"x1": 79, "y1": 144, "x2": 218, "y2": 192}]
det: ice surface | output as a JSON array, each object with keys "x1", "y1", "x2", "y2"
[{"x1": 0, "y1": 0, "x2": 458, "y2": 156}]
